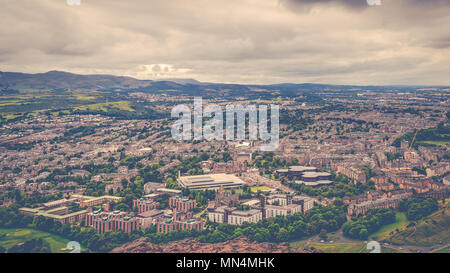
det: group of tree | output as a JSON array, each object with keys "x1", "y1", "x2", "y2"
[
  {"x1": 289, "y1": 174, "x2": 375, "y2": 199},
  {"x1": 398, "y1": 197, "x2": 439, "y2": 221},
  {"x1": 342, "y1": 208, "x2": 396, "y2": 240},
  {"x1": 253, "y1": 152, "x2": 299, "y2": 174},
  {"x1": 1, "y1": 189, "x2": 62, "y2": 208},
  {"x1": 279, "y1": 109, "x2": 314, "y2": 133}
]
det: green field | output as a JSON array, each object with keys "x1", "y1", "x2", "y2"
[
  {"x1": 0, "y1": 228, "x2": 84, "y2": 253},
  {"x1": 417, "y1": 141, "x2": 450, "y2": 146},
  {"x1": 74, "y1": 101, "x2": 135, "y2": 112},
  {"x1": 250, "y1": 186, "x2": 272, "y2": 192},
  {"x1": 75, "y1": 95, "x2": 97, "y2": 101},
  {"x1": 369, "y1": 212, "x2": 408, "y2": 240}
]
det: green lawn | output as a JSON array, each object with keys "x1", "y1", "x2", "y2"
[
  {"x1": 75, "y1": 95, "x2": 97, "y2": 101},
  {"x1": 417, "y1": 141, "x2": 450, "y2": 146},
  {"x1": 0, "y1": 228, "x2": 85, "y2": 253},
  {"x1": 250, "y1": 186, "x2": 272, "y2": 192},
  {"x1": 74, "y1": 101, "x2": 134, "y2": 112},
  {"x1": 369, "y1": 212, "x2": 408, "y2": 240}
]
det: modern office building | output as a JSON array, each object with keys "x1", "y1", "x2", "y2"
[
  {"x1": 276, "y1": 166, "x2": 317, "y2": 176},
  {"x1": 19, "y1": 207, "x2": 87, "y2": 225},
  {"x1": 177, "y1": 173, "x2": 245, "y2": 190},
  {"x1": 207, "y1": 206, "x2": 262, "y2": 225},
  {"x1": 294, "y1": 171, "x2": 333, "y2": 187},
  {"x1": 265, "y1": 203, "x2": 302, "y2": 218}
]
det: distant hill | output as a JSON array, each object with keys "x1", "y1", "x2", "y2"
[
  {"x1": 157, "y1": 78, "x2": 204, "y2": 85},
  {"x1": 1, "y1": 70, "x2": 449, "y2": 96},
  {"x1": 0, "y1": 70, "x2": 152, "y2": 92}
]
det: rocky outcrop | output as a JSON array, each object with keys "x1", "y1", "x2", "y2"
[{"x1": 111, "y1": 236, "x2": 318, "y2": 253}]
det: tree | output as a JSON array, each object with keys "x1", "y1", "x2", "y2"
[
  {"x1": 116, "y1": 203, "x2": 129, "y2": 211},
  {"x1": 276, "y1": 228, "x2": 290, "y2": 242},
  {"x1": 121, "y1": 178, "x2": 129, "y2": 188},
  {"x1": 359, "y1": 229, "x2": 368, "y2": 240},
  {"x1": 222, "y1": 152, "x2": 232, "y2": 162},
  {"x1": 319, "y1": 228, "x2": 328, "y2": 241}
]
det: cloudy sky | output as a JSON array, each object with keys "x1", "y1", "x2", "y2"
[{"x1": 1, "y1": 0, "x2": 450, "y2": 85}]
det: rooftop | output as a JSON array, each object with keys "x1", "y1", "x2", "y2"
[{"x1": 177, "y1": 173, "x2": 245, "y2": 190}]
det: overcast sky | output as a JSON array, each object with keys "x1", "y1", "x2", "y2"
[{"x1": 1, "y1": 0, "x2": 449, "y2": 85}]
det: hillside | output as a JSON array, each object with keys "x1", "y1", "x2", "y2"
[
  {"x1": 2, "y1": 70, "x2": 449, "y2": 124},
  {"x1": 2, "y1": 70, "x2": 442, "y2": 96},
  {"x1": 0, "y1": 71, "x2": 152, "y2": 92},
  {"x1": 385, "y1": 206, "x2": 450, "y2": 246}
]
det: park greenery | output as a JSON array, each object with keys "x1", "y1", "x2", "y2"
[
  {"x1": 393, "y1": 124, "x2": 450, "y2": 148},
  {"x1": 2, "y1": 238, "x2": 50, "y2": 253},
  {"x1": 289, "y1": 174, "x2": 375, "y2": 199},
  {"x1": 398, "y1": 197, "x2": 439, "y2": 221},
  {"x1": 252, "y1": 152, "x2": 299, "y2": 174},
  {"x1": 342, "y1": 208, "x2": 396, "y2": 240},
  {"x1": 386, "y1": 206, "x2": 449, "y2": 247}
]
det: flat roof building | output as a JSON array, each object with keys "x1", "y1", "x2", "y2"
[{"x1": 177, "y1": 173, "x2": 245, "y2": 190}]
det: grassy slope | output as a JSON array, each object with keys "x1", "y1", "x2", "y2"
[
  {"x1": 369, "y1": 212, "x2": 408, "y2": 241},
  {"x1": 385, "y1": 207, "x2": 450, "y2": 247},
  {"x1": 73, "y1": 101, "x2": 134, "y2": 112},
  {"x1": 0, "y1": 228, "x2": 85, "y2": 253}
]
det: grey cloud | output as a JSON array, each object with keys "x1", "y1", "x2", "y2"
[
  {"x1": 283, "y1": 0, "x2": 450, "y2": 11},
  {"x1": 0, "y1": 0, "x2": 449, "y2": 85},
  {"x1": 282, "y1": 0, "x2": 368, "y2": 11}
]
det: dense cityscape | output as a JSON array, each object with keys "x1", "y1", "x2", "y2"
[{"x1": 0, "y1": 74, "x2": 448, "y2": 253}]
